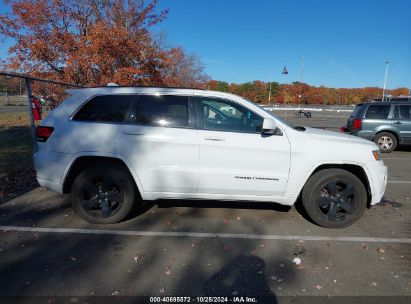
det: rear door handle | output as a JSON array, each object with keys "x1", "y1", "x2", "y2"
[
  {"x1": 393, "y1": 121, "x2": 402, "y2": 125},
  {"x1": 204, "y1": 136, "x2": 225, "y2": 141},
  {"x1": 123, "y1": 131, "x2": 145, "y2": 136}
]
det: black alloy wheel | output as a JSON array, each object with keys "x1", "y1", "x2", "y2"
[
  {"x1": 315, "y1": 181, "x2": 355, "y2": 223},
  {"x1": 302, "y1": 169, "x2": 367, "y2": 228},
  {"x1": 71, "y1": 165, "x2": 136, "y2": 224},
  {"x1": 79, "y1": 176, "x2": 124, "y2": 219}
]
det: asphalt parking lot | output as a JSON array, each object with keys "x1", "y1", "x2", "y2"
[{"x1": 0, "y1": 109, "x2": 410, "y2": 302}]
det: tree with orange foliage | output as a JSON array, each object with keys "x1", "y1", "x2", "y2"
[
  {"x1": 206, "y1": 80, "x2": 409, "y2": 105},
  {"x1": 162, "y1": 47, "x2": 209, "y2": 87},
  {"x1": 0, "y1": 0, "x2": 208, "y2": 87}
]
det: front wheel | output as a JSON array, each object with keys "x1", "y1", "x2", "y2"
[
  {"x1": 302, "y1": 169, "x2": 367, "y2": 228},
  {"x1": 71, "y1": 165, "x2": 136, "y2": 224}
]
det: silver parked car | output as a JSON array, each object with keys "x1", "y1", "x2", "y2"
[{"x1": 342, "y1": 101, "x2": 411, "y2": 153}]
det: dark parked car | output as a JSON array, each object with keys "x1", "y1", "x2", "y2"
[{"x1": 342, "y1": 101, "x2": 411, "y2": 153}]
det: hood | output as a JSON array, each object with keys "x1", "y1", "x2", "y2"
[{"x1": 304, "y1": 127, "x2": 376, "y2": 147}]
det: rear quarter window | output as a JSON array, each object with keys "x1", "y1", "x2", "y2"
[
  {"x1": 73, "y1": 95, "x2": 133, "y2": 122},
  {"x1": 350, "y1": 104, "x2": 364, "y2": 117},
  {"x1": 364, "y1": 104, "x2": 391, "y2": 119}
]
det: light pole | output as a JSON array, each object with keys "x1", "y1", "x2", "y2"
[
  {"x1": 268, "y1": 75, "x2": 272, "y2": 106},
  {"x1": 281, "y1": 66, "x2": 288, "y2": 120},
  {"x1": 299, "y1": 56, "x2": 304, "y2": 107},
  {"x1": 382, "y1": 61, "x2": 389, "y2": 102}
]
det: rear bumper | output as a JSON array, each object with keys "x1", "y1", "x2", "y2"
[
  {"x1": 365, "y1": 161, "x2": 387, "y2": 205},
  {"x1": 33, "y1": 150, "x2": 72, "y2": 194},
  {"x1": 36, "y1": 177, "x2": 62, "y2": 193}
]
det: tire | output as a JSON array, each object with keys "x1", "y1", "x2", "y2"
[
  {"x1": 70, "y1": 165, "x2": 136, "y2": 224},
  {"x1": 373, "y1": 132, "x2": 397, "y2": 153},
  {"x1": 302, "y1": 169, "x2": 367, "y2": 228}
]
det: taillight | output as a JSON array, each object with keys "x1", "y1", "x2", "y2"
[
  {"x1": 36, "y1": 126, "x2": 54, "y2": 142},
  {"x1": 352, "y1": 119, "x2": 362, "y2": 130}
]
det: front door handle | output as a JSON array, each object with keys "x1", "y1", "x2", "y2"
[
  {"x1": 393, "y1": 121, "x2": 402, "y2": 125},
  {"x1": 204, "y1": 136, "x2": 225, "y2": 141}
]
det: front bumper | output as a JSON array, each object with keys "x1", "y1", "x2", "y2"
[{"x1": 365, "y1": 160, "x2": 388, "y2": 205}]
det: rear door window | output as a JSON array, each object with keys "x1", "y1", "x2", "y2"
[
  {"x1": 131, "y1": 95, "x2": 190, "y2": 128},
  {"x1": 399, "y1": 105, "x2": 411, "y2": 120},
  {"x1": 73, "y1": 95, "x2": 133, "y2": 122},
  {"x1": 365, "y1": 105, "x2": 391, "y2": 119}
]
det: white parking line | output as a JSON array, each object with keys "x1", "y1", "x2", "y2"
[
  {"x1": 1, "y1": 225, "x2": 410, "y2": 244},
  {"x1": 387, "y1": 180, "x2": 411, "y2": 184}
]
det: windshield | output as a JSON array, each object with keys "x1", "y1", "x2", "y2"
[{"x1": 248, "y1": 100, "x2": 294, "y2": 128}]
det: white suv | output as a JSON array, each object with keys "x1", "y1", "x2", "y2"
[{"x1": 34, "y1": 87, "x2": 387, "y2": 228}]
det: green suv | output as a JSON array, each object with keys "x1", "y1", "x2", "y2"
[{"x1": 342, "y1": 101, "x2": 411, "y2": 153}]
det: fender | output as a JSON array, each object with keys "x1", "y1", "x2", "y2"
[
  {"x1": 61, "y1": 152, "x2": 145, "y2": 198},
  {"x1": 113, "y1": 153, "x2": 146, "y2": 198},
  {"x1": 283, "y1": 159, "x2": 371, "y2": 201},
  {"x1": 371, "y1": 125, "x2": 400, "y2": 141}
]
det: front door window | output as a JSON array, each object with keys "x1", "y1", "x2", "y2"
[{"x1": 199, "y1": 98, "x2": 263, "y2": 133}]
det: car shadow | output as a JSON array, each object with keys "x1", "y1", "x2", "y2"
[
  {"x1": 155, "y1": 199, "x2": 291, "y2": 212},
  {"x1": 292, "y1": 196, "x2": 316, "y2": 225},
  {"x1": 397, "y1": 145, "x2": 411, "y2": 152},
  {"x1": 126, "y1": 198, "x2": 292, "y2": 223}
]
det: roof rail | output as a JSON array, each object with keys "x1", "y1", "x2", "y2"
[
  {"x1": 86, "y1": 85, "x2": 206, "y2": 90},
  {"x1": 372, "y1": 97, "x2": 411, "y2": 103}
]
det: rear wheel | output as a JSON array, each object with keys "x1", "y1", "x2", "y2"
[
  {"x1": 374, "y1": 132, "x2": 397, "y2": 153},
  {"x1": 71, "y1": 165, "x2": 136, "y2": 224},
  {"x1": 302, "y1": 169, "x2": 367, "y2": 228}
]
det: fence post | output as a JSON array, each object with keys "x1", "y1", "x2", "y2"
[{"x1": 25, "y1": 78, "x2": 38, "y2": 151}]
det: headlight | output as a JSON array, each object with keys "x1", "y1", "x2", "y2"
[{"x1": 372, "y1": 150, "x2": 381, "y2": 161}]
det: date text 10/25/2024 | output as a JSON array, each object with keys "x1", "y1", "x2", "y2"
[{"x1": 150, "y1": 296, "x2": 258, "y2": 303}]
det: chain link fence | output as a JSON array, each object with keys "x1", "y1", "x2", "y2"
[{"x1": 0, "y1": 72, "x2": 82, "y2": 203}]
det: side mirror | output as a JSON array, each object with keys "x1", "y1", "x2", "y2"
[{"x1": 262, "y1": 118, "x2": 277, "y2": 134}]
